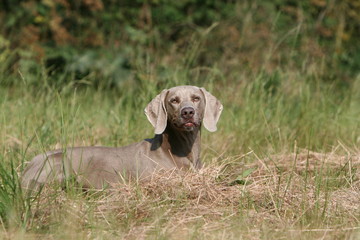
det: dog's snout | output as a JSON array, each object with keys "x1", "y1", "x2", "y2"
[{"x1": 181, "y1": 107, "x2": 195, "y2": 119}]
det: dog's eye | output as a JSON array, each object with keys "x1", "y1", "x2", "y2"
[
  {"x1": 170, "y1": 98, "x2": 179, "y2": 104},
  {"x1": 192, "y1": 96, "x2": 200, "y2": 102}
]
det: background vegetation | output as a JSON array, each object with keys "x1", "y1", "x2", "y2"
[{"x1": 0, "y1": 0, "x2": 359, "y2": 239}]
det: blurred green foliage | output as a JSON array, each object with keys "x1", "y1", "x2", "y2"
[{"x1": 0, "y1": 0, "x2": 359, "y2": 87}]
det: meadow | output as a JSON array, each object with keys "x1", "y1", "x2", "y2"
[{"x1": 0, "y1": 1, "x2": 360, "y2": 239}]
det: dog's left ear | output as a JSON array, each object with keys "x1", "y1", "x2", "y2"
[
  {"x1": 144, "y1": 89, "x2": 169, "y2": 135},
  {"x1": 200, "y1": 88, "x2": 223, "y2": 132}
]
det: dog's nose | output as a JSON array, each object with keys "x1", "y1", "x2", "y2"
[{"x1": 181, "y1": 107, "x2": 195, "y2": 119}]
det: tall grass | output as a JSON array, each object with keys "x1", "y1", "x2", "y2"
[
  {"x1": 0, "y1": 13, "x2": 360, "y2": 239},
  {"x1": 0, "y1": 64, "x2": 359, "y2": 238}
]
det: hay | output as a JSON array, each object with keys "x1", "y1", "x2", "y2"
[
  {"x1": 97, "y1": 165, "x2": 241, "y2": 216},
  {"x1": 28, "y1": 150, "x2": 360, "y2": 238}
]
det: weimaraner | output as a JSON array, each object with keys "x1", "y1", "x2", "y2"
[{"x1": 21, "y1": 86, "x2": 223, "y2": 190}]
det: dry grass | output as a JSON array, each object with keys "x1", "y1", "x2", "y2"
[{"x1": 24, "y1": 147, "x2": 360, "y2": 239}]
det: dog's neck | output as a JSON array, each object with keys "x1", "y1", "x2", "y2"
[
  {"x1": 165, "y1": 125, "x2": 200, "y2": 156},
  {"x1": 154, "y1": 125, "x2": 202, "y2": 169}
]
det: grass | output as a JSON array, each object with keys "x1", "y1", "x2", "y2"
[
  {"x1": 0, "y1": 15, "x2": 360, "y2": 238},
  {"x1": 0, "y1": 68, "x2": 359, "y2": 239}
]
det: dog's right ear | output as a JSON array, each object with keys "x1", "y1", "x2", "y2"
[
  {"x1": 200, "y1": 87, "x2": 223, "y2": 132},
  {"x1": 144, "y1": 89, "x2": 169, "y2": 135}
]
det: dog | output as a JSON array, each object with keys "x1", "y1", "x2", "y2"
[{"x1": 21, "y1": 86, "x2": 223, "y2": 189}]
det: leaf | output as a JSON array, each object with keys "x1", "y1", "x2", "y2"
[{"x1": 229, "y1": 168, "x2": 256, "y2": 186}]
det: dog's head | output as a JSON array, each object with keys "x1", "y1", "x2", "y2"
[{"x1": 145, "y1": 86, "x2": 223, "y2": 134}]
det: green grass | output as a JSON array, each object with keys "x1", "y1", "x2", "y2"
[
  {"x1": 0, "y1": 65, "x2": 359, "y2": 239},
  {"x1": 1, "y1": 13, "x2": 360, "y2": 237}
]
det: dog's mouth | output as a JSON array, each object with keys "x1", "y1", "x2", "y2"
[
  {"x1": 173, "y1": 120, "x2": 199, "y2": 130},
  {"x1": 184, "y1": 122, "x2": 195, "y2": 127}
]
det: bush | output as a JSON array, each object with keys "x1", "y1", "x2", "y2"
[{"x1": 0, "y1": 0, "x2": 359, "y2": 87}]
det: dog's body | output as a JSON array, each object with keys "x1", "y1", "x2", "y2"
[{"x1": 21, "y1": 86, "x2": 223, "y2": 189}]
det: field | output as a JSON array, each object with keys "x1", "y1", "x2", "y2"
[{"x1": 1, "y1": 1, "x2": 360, "y2": 239}]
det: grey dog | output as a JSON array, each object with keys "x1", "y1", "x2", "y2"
[{"x1": 21, "y1": 86, "x2": 223, "y2": 189}]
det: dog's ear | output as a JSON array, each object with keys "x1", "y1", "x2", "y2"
[
  {"x1": 145, "y1": 89, "x2": 169, "y2": 134},
  {"x1": 200, "y1": 88, "x2": 223, "y2": 132}
]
